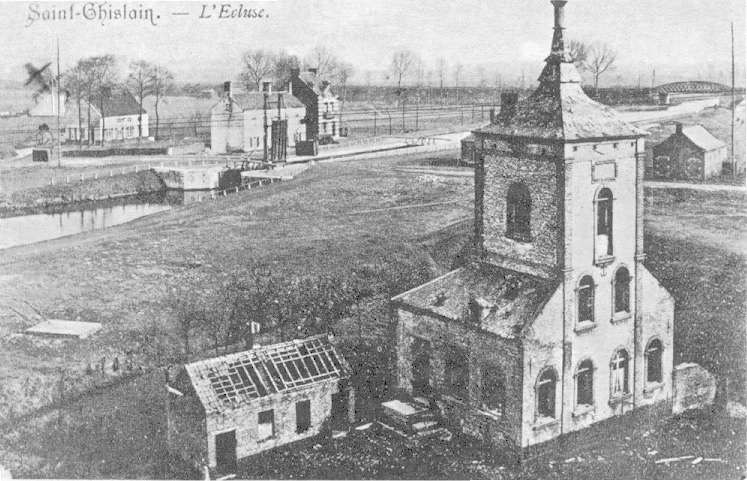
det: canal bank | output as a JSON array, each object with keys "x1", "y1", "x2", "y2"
[{"x1": 0, "y1": 170, "x2": 166, "y2": 218}]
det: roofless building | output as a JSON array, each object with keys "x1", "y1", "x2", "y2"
[
  {"x1": 391, "y1": 0, "x2": 674, "y2": 450},
  {"x1": 166, "y1": 335, "x2": 354, "y2": 474}
]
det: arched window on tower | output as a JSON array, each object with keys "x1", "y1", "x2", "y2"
[
  {"x1": 614, "y1": 267, "x2": 631, "y2": 314},
  {"x1": 506, "y1": 182, "x2": 531, "y2": 242},
  {"x1": 578, "y1": 275, "x2": 595, "y2": 324},
  {"x1": 595, "y1": 188, "x2": 613, "y2": 259}
]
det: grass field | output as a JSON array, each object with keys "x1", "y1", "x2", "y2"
[{"x1": 0, "y1": 151, "x2": 744, "y2": 478}]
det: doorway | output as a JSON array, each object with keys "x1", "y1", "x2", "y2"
[
  {"x1": 215, "y1": 430, "x2": 237, "y2": 473},
  {"x1": 411, "y1": 338, "x2": 431, "y2": 397}
]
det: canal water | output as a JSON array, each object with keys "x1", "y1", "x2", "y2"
[{"x1": 0, "y1": 202, "x2": 173, "y2": 250}]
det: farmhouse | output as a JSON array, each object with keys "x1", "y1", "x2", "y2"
[
  {"x1": 391, "y1": 0, "x2": 674, "y2": 450},
  {"x1": 289, "y1": 68, "x2": 342, "y2": 142},
  {"x1": 210, "y1": 81, "x2": 306, "y2": 155},
  {"x1": 166, "y1": 335, "x2": 355, "y2": 474},
  {"x1": 64, "y1": 90, "x2": 148, "y2": 143},
  {"x1": 652, "y1": 123, "x2": 727, "y2": 181}
]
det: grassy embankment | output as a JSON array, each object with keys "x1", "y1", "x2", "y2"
[{"x1": 0, "y1": 170, "x2": 165, "y2": 217}]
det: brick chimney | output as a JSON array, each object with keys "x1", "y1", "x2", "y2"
[
  {"x1": 223, "y1": 81, "x2": 232, "y2": 98},
  {"x1": 675, "y1": 122, "x2": 684, "y2": 135},
  {"x1": 499, "y1": 92, "x2": 519, "y2": 120},
  {"x1": 262, "y1": 81, "x2": 272, "y2": 95},
  {"x1": 308, "y1": 68, "x2": 318, "y2": 75}
]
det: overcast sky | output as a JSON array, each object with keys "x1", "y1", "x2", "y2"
[{"x1": 0, "y1": 0, "x2": 744, "y2": 87}]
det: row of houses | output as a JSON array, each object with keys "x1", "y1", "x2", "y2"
[{"x1": 12, "y1": 66, "x2": 344, "y2": 153}]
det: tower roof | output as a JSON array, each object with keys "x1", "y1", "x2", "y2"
[{"x1": 475, "y1": 0, "x2": 645, "y2": 142}]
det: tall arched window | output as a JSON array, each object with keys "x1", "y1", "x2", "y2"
[
  {"x1": 614, "y1": 267, "x2": 631, "y2": 314},
  {"x1": 576, "y1": 360, "x2": 594, "y2": 406},
  {"x1": 595, "y1": 188, "x2": 613, "y2": 259},
  {"x1": 578, "y1": 275, "x2": 595, "y2": 324},
  {"x1": 536, "y1": 368, "x2": 557, "y2": 418},
  {"x1": 610, "y1": 349, "x2": 630, "y2": 397},
  {"x1": 646, "y1": 339, "x2": 663, "y2": 384},
  {"x1": 506, "y1": 183, "x2": 531, "y2": 242}
]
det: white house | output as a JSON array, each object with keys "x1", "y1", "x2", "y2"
[
  {"x1": 210, "y1": 82, "x2": 306, "y2": 155},
  {"x1": 64, "y1": 91, "x2": 148, "y2": 143}
]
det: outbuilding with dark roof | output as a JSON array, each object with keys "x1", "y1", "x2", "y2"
[{"x1": 652, "y1": 122, "x2": 727, "y2": 180}]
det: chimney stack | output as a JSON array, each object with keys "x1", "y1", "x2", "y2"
[
  {"x1": 308, "y1": 68, "x2": 318, "y2": 75},
  {"x1": 223, "y1": 81, "x2": 232, "y2": 98},
  {"x1": 262, "y1": 81, "x2": 272, "y2": 95},
  {"x1": 550, "y1": 0, "x2": 569, "y2": 59},
  {"x1": 675, "y1": 122, "x2": 684, "y2": 135},
  {"x1": 489, "y1": 108, "x2": 496, "y2": 124},
  {"x1": 499, "y1": 92, "x2": 519, "y2": 120}
]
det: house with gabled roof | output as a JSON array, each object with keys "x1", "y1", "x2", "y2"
[
  {"x1": 210, "y1": 81, "x2": 306, "y2": 154},
  {"x1": 289, "y1": 68, "x2": 342, "y2": 141},
  {"x1": 652, "y1": 123, "x2": 728, "y2": 180},
  {"x1": 391, "y1": 0, "x2": 674, "y2": 450},
  {"x1": 166, "y1": 335, "x2": 354, "y2": 474},
  {"x1": 63, "y1": 90, "x2": 148, "y2": 143}
]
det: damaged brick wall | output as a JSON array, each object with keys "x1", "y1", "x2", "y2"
[
  {"x1": 204, "y1": 381, "x2": 339, "y2": 468},
  {"x1": 477, "y1": 138, "x2": 561, "y2": 278},
  {"x1": 397, "y1": 308, "x2": 524, "y2": 447}
]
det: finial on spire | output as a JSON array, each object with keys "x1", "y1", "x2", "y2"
[{"x1": 549, "y1": 0, "x2": 570, "y2": 61}]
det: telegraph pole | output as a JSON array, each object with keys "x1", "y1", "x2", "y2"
[
  {"x1": 56, "y1": 38, "x2": 62, "y2": 168},
  {"x1": 262, "y1": 81, "x2": 269, "y2": 163},
  {"x1": 731, "y1": 22, "x2": 736, "y2": 179}
]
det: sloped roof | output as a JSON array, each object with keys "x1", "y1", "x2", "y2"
[
  {"x1": 655, "y1": 81, "x2": 731, "y2": 94},
  {"x1": 392, "y1": 264, "x2": 557, "y2": 339},
  {"x1": 474, "y1": 2, "x2": 644, "y2": 142},
  {"x1": 90, "y1": 91, "x2": 145, "y2": 116},
  {"x1": 678, "y1": 125, "x2": 726, "y2": 151},
  {"x1": 297, "y1": 71, "x2": 335, "y2": 97},
  {"x1": 185, "y1": 335, "x2": 349, "y2": 414},
  {"x1": 212, "y1": 93, "x2": 305, "y2": 113}
]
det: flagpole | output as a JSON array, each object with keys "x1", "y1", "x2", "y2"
[{"x1": 56, "y1": 37, "x2": 62, "y2": 168}]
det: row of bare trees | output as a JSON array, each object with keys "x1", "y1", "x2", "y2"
[
  {"x1": 61, "y1": 56, "x2": 174, "y2": 144},
  {"x1": 387, "y1": 40, "x2": 616, "y2": 102}
]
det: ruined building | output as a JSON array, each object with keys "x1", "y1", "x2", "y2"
[
  {"x1": 166, "y1": 335, "x2": 355, "y2": 473},
  {"x1": 392, "y1": 0, "x2": 674, "y2": 449}
]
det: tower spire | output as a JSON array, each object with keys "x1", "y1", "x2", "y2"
[{"x1": 550, "y1": 0, "x2": 570, "y2": 62}]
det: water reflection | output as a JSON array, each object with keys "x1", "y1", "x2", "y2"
[{"x1": 0, "y1": 202, "x2": 172, "y2": 249}]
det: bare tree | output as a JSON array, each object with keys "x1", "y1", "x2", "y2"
[
  {"x1": 391, "y1": 50, "x2": 417, "y2": 93},
  {"x1": 126, "y1": 60, "x2": 154, "y2": 140},
  {"x1": 62, "y1": 64, "x2": 87, "y2": 145},
  {"x1": 76, "y1": 56, "x2": 117, "y2": 145},
  {"x1": 568, "y1": 40, "x2": 590, "y2": 72},
  {"x1": 334, "y1": 61, "x2": 354, "y2": 129},
  {"x1": 453, "y1": 63, "x2": 464, "y2": 103},
  {"x1": 586, "y1": 43, "x2": 617, "y2": 97},
  {"x1": 305, "y1": 45, "x2": 339, "y2": 79},
  {"x1": 240, "y1": 49, "x2": 275, "y2": 91},
  {"x1": 436, "y1": 58, "x2": 447, "y2": 99},
  {"x1": 148, "y1": 64, "x2": 174, "y2": 140},
  {"x1": 272, "y1": 51, "x2": 300, "y2": 89}
]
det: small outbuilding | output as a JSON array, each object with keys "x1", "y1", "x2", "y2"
[
  {"x1": 652, "y1": 123, "x2": 727, "y2": 181},
  {"x1": 166, "y1": 335, "x2": 354, "y2": 475}
]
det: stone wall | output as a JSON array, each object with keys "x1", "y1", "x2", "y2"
[
  {"x1": 672, "y1": 363, "x2": 716, "y2": 414},
  {"x1": 396, "y1": 307, "x2": 524, "y2": 446},
  {"x1": 204, "y1": 381, "x2": 339, "y2": 468},
  {"x1": 477, "y1": 138, "x2": 562, "y2": 278}
]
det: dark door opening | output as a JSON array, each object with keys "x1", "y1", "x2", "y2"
[
  {"x1": 296, "y1": 400, "x2": 311, "y2": 433},
  {"x1": 331, "y1": 379, "x2": 350, "y2": 428},
  {"x1": 411, "y1": 338, "x2": 431, "y2": 397},
  {"x1": 215, "y1": 430, "x2": 237, "y2": 473}
]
